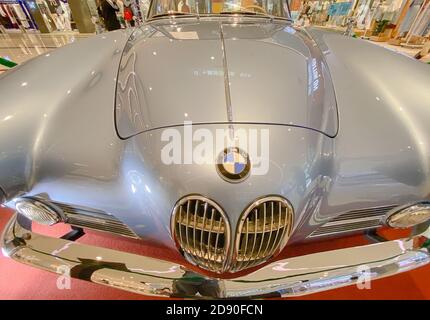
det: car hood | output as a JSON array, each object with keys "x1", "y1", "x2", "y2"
[{"x1": 115, "y1": 19, "x2": 338, "y2": 138}]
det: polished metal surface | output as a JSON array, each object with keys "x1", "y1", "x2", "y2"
[
  {"x1": 55, "y1": 201, "x2": 139, "y2": 239},
  {"x1": 2, "y1": 213, "x2": 429, "y2": 298},
  {"x1": 386, "y1": 202, "x2": 430, "y2": 228},
  {"x1": 1, "y1": 12, "x2": 430, "y2": 289},
  {"x1": 115, "y1": 18, "x2": 338, "y2": 138},
  {"x1": 1, "y1": 18, "x2": 429, "y2": 248},
  {"x1": 171, "y1": 195, "x2": 231, "y2": 273},
  {"x1": 147, "y1": 0, "x2": 292, "y2": 20},
  {"x1": 15, "y1": 198, "x2": 61, "y2": 226},
  {"x1": 219, "y1": 23, "x2": 233, "y2": 124},
  {"x1": 309, "y1": 204, "x2": 398, "y2": 238},
  {"x1": 232, "y1": 196, "x2": 293, "y2": 272}
]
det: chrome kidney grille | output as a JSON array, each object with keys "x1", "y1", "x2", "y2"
[
  {"x1": 231, "y1": 196, "x2": 294, "y2": 272},
  {"x1": 172, "y1": 196, "x2": 231, "y2": 273},
  {"x1": 172, "y1": 195, "x2": 293, "y2": 273}
]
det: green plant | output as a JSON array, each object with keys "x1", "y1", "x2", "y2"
[{"x1": 373, "y1": 19, "x2": 390, "y2": 35}]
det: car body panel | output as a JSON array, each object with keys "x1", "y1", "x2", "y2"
[
  {"x1": 12, "y1": 124, "x2": 332, "y2": 247},
  {"x1": 115, "y1": 19, "x2": 338, "y2": 138},
  {"x1": 223, "y1": 23, "x2": 338, "y2": 137},
  {"x1": 0, "y1": 30, "x2": 131, "y2": 200},
  {"x1": 0, "y1": 18, "x2": 430, "y2": 273},
  {"x1": 115, "y1": 22, "x2": 228, "y2": 138},
  {"x1": 308, "y1": 29, "x2": 430, "y2": 212}
]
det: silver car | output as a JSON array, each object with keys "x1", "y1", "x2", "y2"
[{"x1": 1, "y1": 0, "x2": 430, "y2": 299}]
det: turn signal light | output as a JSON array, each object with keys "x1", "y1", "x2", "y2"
[
  {"x1": 15, "y1": 199, "x2": 61, "y2": 226},
  {"x1": 386, "y1": 203, "x2": 430, "y2": 228}
]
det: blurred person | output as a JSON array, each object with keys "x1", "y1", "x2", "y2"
[
  {"x1": 101, "y1": 0, "x2": 121, "y2": 31},
  {"x1": 92, "y1": 1, "x2": 105, "y2": 35},
  {"x1": 59, "y1": 0, "x2": 72, "y2": 31},
  {"x1": 92, "y1": 15, "x2": 105, "y2": 33},
  {"x1": 178, "y1": 0, "x2": 190, "y2": 13},
  {"x1": 295, "y1": 13, "x2": 310, "y2": 27},
  {"x1": 94, "y1": 0, "x2": 106, "y2": 32},
  {"x1": 123, "y1": 0, "x2": 135, "y2": 27},
  {"x1": 116, "y1": 0, "x2": 126, "y2": 27},
  {"x1": 55, "y1": 5, "x2": 65, "y2": 30}
]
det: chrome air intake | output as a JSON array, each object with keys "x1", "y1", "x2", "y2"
[
  {"x1": 57, "y1": 202, "x2": 139, "y2": 239},
  {"x1": 231, "y1": 196, "x2": 294, "y2": 272},
  {"x1": 15, "y1": 198, "x2": 138, "y2": 238},
  {"x1": 308, "y1": 204, "x2": 398, "y2": 238},
  {"x1": 171, "y1": 195, "x2": 231, "y2": 273}
]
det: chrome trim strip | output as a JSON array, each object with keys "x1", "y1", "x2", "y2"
[
  {"x1": 145, "y1": 14, "x2": 293, "y2": 24},
  {"x1": 322, "y1": 216, "x2": 384, "y2": 227},
  {"x1": 2, "y1": 213, "x2": 429, "y2": 299},
  {"x1": 219, "y1": 23, "x2": 233, "y2": 124},
  {"x1": 308, "y1": 224, "x2": 381, "y2": 238}
]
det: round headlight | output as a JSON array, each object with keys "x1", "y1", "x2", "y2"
[
  {"x1": 15, "y1": 199, "x2": 61, "y2": 226},
  {"x1": 386, "y1": 203, "x2": 430, "y2": 228}
]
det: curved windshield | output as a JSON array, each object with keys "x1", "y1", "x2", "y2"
[{"x1": 148, "y1": 0, "x2": 291, "y2": 19}]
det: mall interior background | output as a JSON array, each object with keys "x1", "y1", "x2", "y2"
[
  {"x1": 0, "y1": 0, "x2": 428, "y2": 40},
  {"x1": 0, "y1": 0, "x2": 429, "y2": 67},
  {"x1": 0, "y1": 0, "x2": 149, "y2": 33}
]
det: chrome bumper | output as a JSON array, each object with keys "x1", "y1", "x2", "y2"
[{"x1": 2, "y1": 213, "x2": 430, "y2": 299}]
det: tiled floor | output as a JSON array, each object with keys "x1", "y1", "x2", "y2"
[
  {"x1": 0, "y1": 32, "x2": 91, "y2": 69},
  {"x1": 315, "y1": 25, "x2": 429, "y2": 62},
  {"x1": 374, "y1": 41, "x2": 430, "y2": 63}
]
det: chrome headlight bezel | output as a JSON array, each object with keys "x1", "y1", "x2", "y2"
[
  {"x1": 15, "y1": 198, "x2": 63, "y2": 226},
  {"x1": 385, "y1": 202, "x2": 430, "y2": 228}
]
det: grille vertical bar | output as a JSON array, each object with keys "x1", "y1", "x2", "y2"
[
  {"x1": 172, "y1": 195, "x2": 231, "y2": 273},
  {"x1": 232, "y1": 196, "x2": 294, "y2": 272}
]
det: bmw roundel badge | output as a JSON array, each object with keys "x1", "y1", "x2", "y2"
[{"x1": 216, "y1": 147, "x2": 251, "y2": 183}]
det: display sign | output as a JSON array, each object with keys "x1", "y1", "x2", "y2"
[{"x1": 327, "y1": 2, "x2": 353, "y2": 16}]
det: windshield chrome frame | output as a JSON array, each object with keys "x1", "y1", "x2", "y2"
[{"x1": 146, "y1": 0, "x2": 292, "y2": 21}]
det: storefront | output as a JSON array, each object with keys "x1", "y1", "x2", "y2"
[
  {"x1": 1, "y1": 0, "x2": 97, "y2": 33},
  {"x1": 0, "y1": 0, "x2": 37, "y2": 31},
  {"x1": 25, "y1": 0, "x2": 75, "y2": 32},
  {"x1": 393, "y1": 0, "x2": 430, "y2": 46},
  {"x1": 290, "y1": 0, "x2": 429, "y2": 47},
  {"x1": 1, "y1": 0, "x2": 151, "y2": 33},
  {"x1": 349, "y1": 0, "x2": 429, "y2": 45}
]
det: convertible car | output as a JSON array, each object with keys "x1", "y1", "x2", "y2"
[{"x1": 1, "y1": 0, "x2": 430, "y2": 299}]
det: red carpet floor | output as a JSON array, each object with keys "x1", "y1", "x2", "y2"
[{"x1": 1, "y1": 208, "x2": 429, "y2": 300}]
